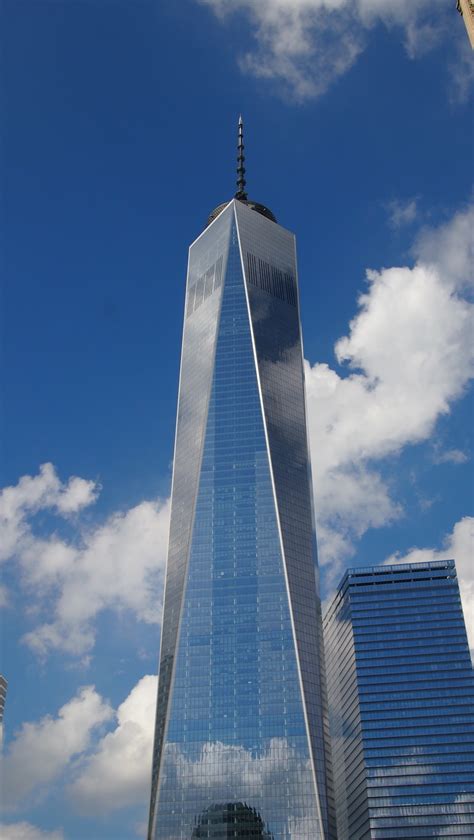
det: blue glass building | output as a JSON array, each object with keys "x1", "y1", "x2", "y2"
[
  {"x1": 323, "y1": 560, "x2": 474, "y2": 839},
  {"x1": 147, "y1": 122, "x2": 335, "y2": 839}
]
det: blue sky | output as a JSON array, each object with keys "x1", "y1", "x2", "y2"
[{"x1": 1, "y1": 1, "x2": 473, "y2": 838}]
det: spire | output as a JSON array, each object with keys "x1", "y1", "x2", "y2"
[
  {"x1": 235, "y1": 115, "x2": 248, "y2": 201},
  {"x1": 206, "y1": 115, "x2": 278, "y2": 227}
]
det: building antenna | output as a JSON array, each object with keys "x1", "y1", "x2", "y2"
[{"x1": 235, "y1": 115, "x2": 248, "y2": 201}]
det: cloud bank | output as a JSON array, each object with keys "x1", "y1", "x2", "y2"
[
  {"x1": 0, "y1": 677, "x2": 156, "y2": 824},
  {"x1": 1, "y1": 687, "x2": 112, "y2": 809},
  {"x1": 305, "y1": 206, "x2": 474, "y2": 576},
  {"x1": 68, "y1": 675, "x2": 157, "y2": 814},
  {"x1": 0, "y1": 464, "x2": 170, "y2": 656}
]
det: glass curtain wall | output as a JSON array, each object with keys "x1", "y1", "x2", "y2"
[
  {"x1": 324, "y1": 560, "x2": 474, "y2": 839},
  {"x1": 149, "y1": 202, "x2": 332, "y2": 839}
]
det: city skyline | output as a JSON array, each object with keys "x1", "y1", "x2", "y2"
[{"x1": 1, "y1": 1, "x2": 473, "y2": 839}]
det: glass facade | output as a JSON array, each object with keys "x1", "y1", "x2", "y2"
[
  {"x1": 323, "y1": 560, "x2": 474, "y2": 839},
  {"x1": 148, "y1": 201, "x2": 334, "y2": 839}
]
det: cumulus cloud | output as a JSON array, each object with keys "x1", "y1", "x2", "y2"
[
  {"x1": 68, "y1": 675, "x2": 157, "y2": 814},
  {"x1": 199, "y1": 0, "x2": 450, "y2": 99},
  {"x1": 305, "y1": 207, "x2": 474, "y2": 575},
  {"x1": 0, "y1": 678, "x2": 159, "y2": 823},
  {"x1": 0, "y1": 463, "x2": 98, "y2": 564},
  {"x1": 1, "y1": 687, "x2": 113, "y2": 809},
  {"x1": 0, "y1": 824, "x2": 64, "y2": 840},
  {"x1": 385, "y1": 517, "x2": 474, "y2": 656},
  {"x1": 0, "y1": 464, "x2": 170, "y2": 657},
  {"x1": 22, "y1": 498, "x2": 170, "y2": 657}
]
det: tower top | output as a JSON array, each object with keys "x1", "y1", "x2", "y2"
[{"x1": 206, "y1": 116, "x2": 277, "y2": 228}]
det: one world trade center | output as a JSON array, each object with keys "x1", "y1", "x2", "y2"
[{"x1": 148, "y1": 119, "x2": 335, "y2": 840}]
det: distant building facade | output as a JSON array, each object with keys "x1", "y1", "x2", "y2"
[
  {"x1": 324, "y1": 560, "x2": 474, "y2": 839},
  {"x1": 457, "y1": 0, "x2": 474, "y2": 48}
]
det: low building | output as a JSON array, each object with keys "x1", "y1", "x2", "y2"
[{"x1": 323, "y1": 560, "x2": 474, "y2": 839}]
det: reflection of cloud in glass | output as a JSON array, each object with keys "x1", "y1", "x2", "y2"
[
  {"x1": 432, "y1": 794, "x2": 474, "y2": 837},
  {"x1": 260, "y1": 349, "x2": 308, "y2": 461},
  {"x1": 191, "y1": 802, "x2": 274, "y2": 839},
  {"x1": 163, "y1": 737, "x2": 313, "y2": 792},
  {"x1": 366, "y1": 752, "x2": 474, "y2": 837},
  {"x1": 158, "y1": 738, "x2": 321, "y2": 839}
]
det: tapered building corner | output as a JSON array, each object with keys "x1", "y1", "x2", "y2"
[{"x1": 148, "y1": 121, "x2": 335, "y2": 839}]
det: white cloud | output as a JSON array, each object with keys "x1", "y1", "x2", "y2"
[
  {"x1": 0, "y1": 465, "x2": 170, "y2": 657},
  {"x1": 21, "y1": 498, "x2": 170, "y2": 657},
  {"x1": 386, "y1": 198, "x2": 418, "y2": 229},
  {"x1": 0, "y1": 823, "x2": 64, "y2": 840},
  {"x1": 1, "y1": 686, "x2": 113, "y2": 809},
  {"x1": 0, "y1": 678, "x2": 158, "y2": 822},
  {"x1": 385, "y1": 517, "x2": 474, "y2": 656},
  {"x1": 305, "y1": 207, "x2": 474, "y2": 576},
  {"x1": 199, "y1": 0, "x2": 449, "y2": 99},
  {"x1": 0, "y1": 463, "x2": 98, "y2": 564},
  {"x1": 68, "y1": 675, "x2": 157, "y2": 814}
]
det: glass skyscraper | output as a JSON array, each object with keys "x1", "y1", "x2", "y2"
[
  {"x1": 324, "y1": 559, "x2": 474, "y2": 839},
  {"x1": 148, "y1": 121, "x2": 335, "y2": 839}
]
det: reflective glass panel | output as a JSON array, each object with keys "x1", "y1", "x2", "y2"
[{"x1": 324, "y1": 561, "x2": 474, "y2": 840}]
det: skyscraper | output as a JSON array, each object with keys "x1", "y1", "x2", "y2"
[
  {"x1": 148, "y1": 120, "x2": 335, "y2": 839},
  {"x1": 324, "y1": 559, "x2": 474, "y2": 839}
]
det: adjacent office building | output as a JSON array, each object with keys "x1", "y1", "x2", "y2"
[
  {"x1": 148, "y1": 120, "x2": 335, "y2": 839},
  {"x1": 324, "y1": 560, "x2": 474, "y2": 839}
]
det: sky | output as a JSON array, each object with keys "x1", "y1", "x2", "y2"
[{"x1": 0, "y1": 1, "x2": 473, "y2": 838}]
